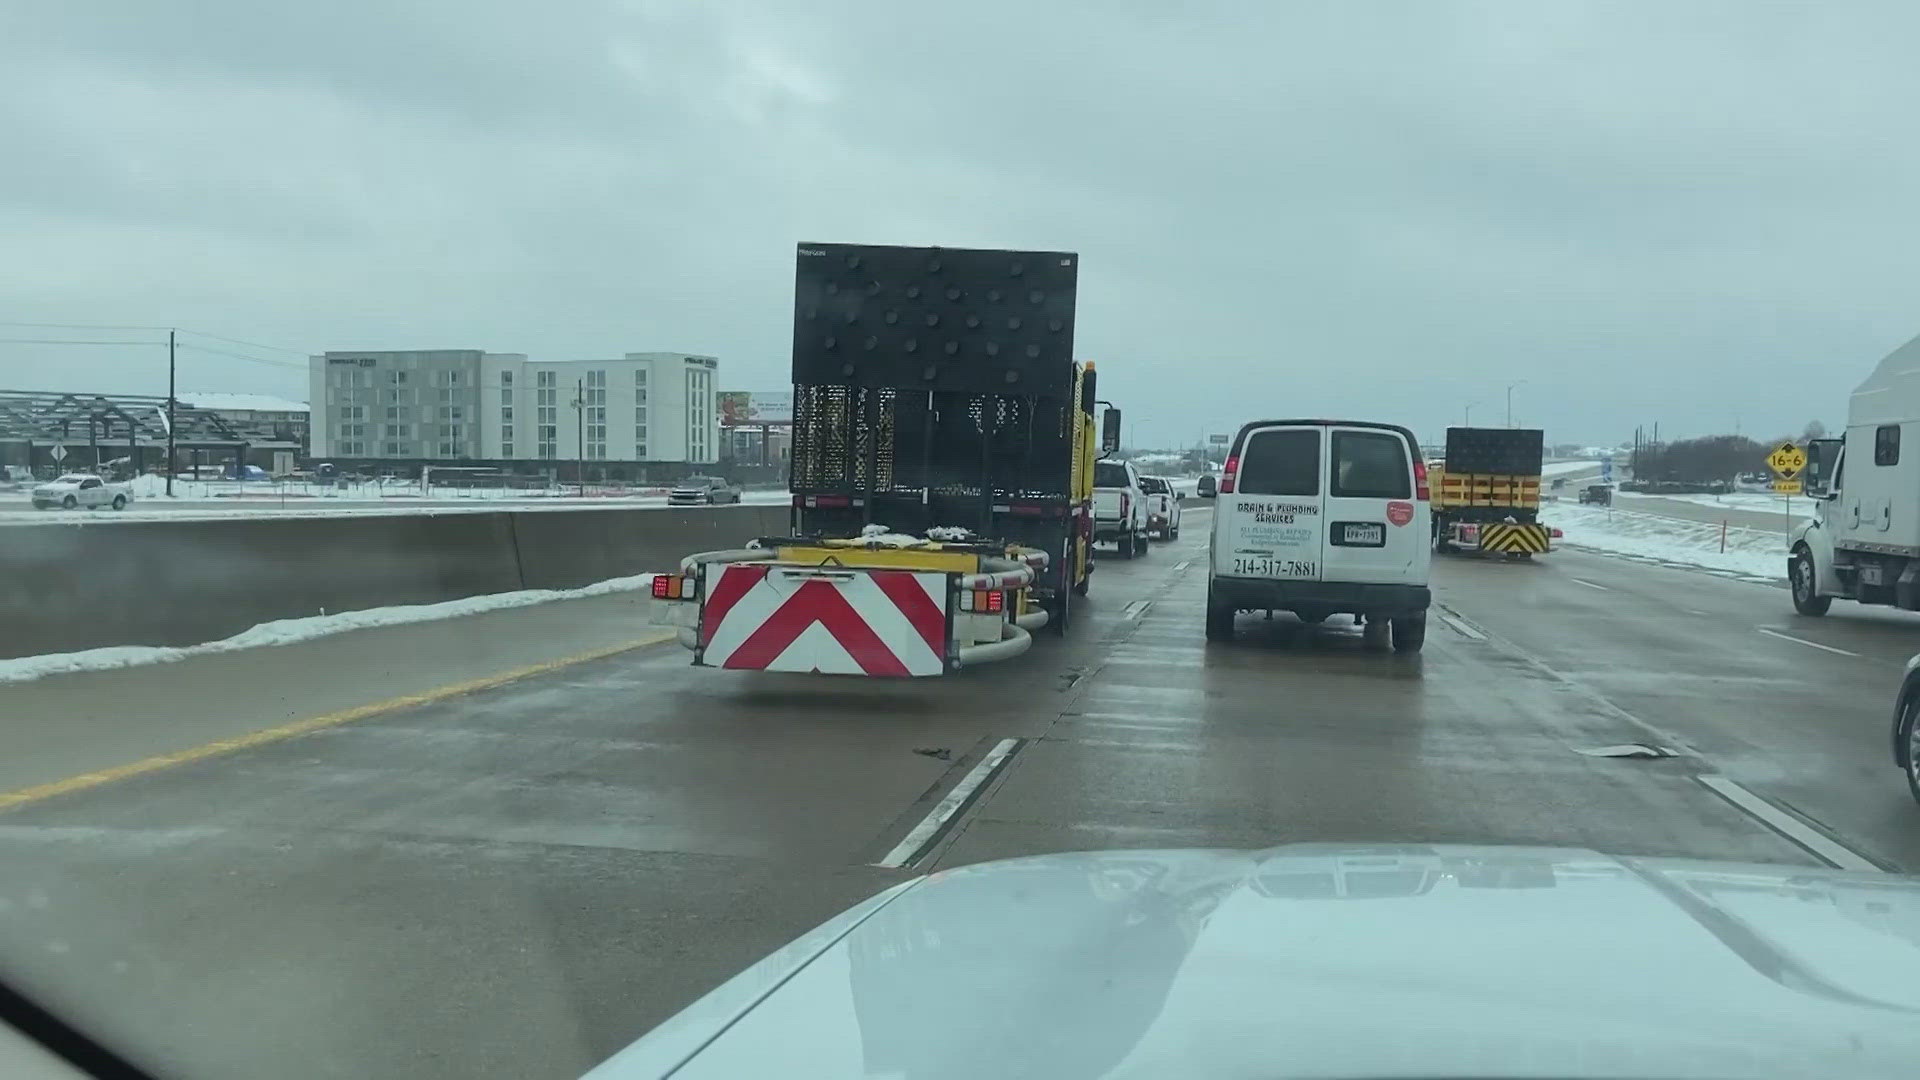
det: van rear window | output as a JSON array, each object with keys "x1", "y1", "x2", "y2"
[
  {"x1": 1332, "y1": 431, "x2": 1412, "y2": 499},
  {"x1": 1238, "y1": 429, "x2": 1320, "y2": 496}
]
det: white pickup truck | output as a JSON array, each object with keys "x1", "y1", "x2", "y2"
[
  {"x1": 30, "y1": 473, "x2": 133, "y2": 511},
  {"x1": 1093, "y1": 460, "x2": 1151, "y2": 559},
  {"x1": 1139, "y1": 475, "x2": 1183, "y2": 541}
]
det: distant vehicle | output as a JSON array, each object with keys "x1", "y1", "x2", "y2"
[
  {"x1": 222, "y1": 464, "x2": 270, "y2": 481},
  {"x1": 1206, "y1": 420, "x2": 1430, "y2": 652},
  {"x1": 1196, "y1": 473, "x2": 1217, "y2": 498},
  {"x1": 1139, "y1": 475, "x2": 1182, "y2": 540},
  {"x1": 30, "y1": 473, "x2": 131, "y2": 511},
  {"x1": 1093, "y1": 459, "x2": 1151, "y2": 558},
  {"x1": 0, "y1": 464, "x2": 32, "y2": 489},
  {"x1": 669, "y1": 475, "x2": 742, "y2": 505},
  {"x1": 1429, "y1": 427, "x2": 1551, "y2": 558},
  {"x1": 1577, "y1": 484, "x2": 1612, "y2": 506},
  {"x1": 1793, "y1": 331, "x2": 1920, "y2": 619}
]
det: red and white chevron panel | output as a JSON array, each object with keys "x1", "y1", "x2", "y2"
[{"x1": 697, "y1": 564, "x2": 950, "y2": 677}]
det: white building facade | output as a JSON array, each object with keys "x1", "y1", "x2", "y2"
[{"x1": 309, "y1": 350, "x2": 719, "y2": 466}]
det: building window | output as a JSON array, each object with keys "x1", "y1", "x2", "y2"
[
  {"x1": 501, "y1": 442, "x2": 513, "y2": 458},
  {"x1": 501, "y1": 425, "x2": 514, "y2": 441},
  {"x1": 501, "y1": 371, "x2": 513, "y2": 387},
  {"x1": 384, "y1": 442, "x2": 400, "y2": 456},
  {"x1": 385, "y1": 424, "x2": 409, "y2": 438},
  {"x1": 535, "y1": 370, "x2": 558, "y2": 459},
  {"x1": 501, "y1": 388, "x2": 512, "y2": 406}
]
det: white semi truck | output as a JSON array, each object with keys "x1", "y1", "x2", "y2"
[{"x1": 1791, "y1": 331, "x2": 1920, "y2": 616}]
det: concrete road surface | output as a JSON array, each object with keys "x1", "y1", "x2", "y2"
[{"x1": 2, "y1": 507, "x2": 1916, "y2": 1079}]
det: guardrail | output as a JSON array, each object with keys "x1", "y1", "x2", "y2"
[{"x1": 0, "y1": 504, "x2": 794, "y2": 660}]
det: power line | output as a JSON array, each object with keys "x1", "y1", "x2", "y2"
[
  {"x1": 0, "y1": 338, "x2": 168, "y2": 346},
  {"x1": 175, "y1": 328, "x2": 310, "y2": 356},
  {"x1": 173, "y1": 342, "x2": 307, "y2": 370},
  {"x1": 0, "y1": 321, "x2": 171, "y2": 332}
]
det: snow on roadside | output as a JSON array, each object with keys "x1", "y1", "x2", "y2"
[
  {"x1": 1541, "y1": 460, "x2": 1603, "y2": 477},
  {"x1": 1540, "y1": 503, "x2": 1789, "y2": 583},
  {"x1": 0, "y1": 574, "x2": 655, "y2": 685}
]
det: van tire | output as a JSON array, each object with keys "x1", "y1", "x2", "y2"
[
  {"x1": 1205, "y1": 587, "x2": 1234, "y2": 642},
  {"x1": 1791, "y1": 547, "x2": 1831, "y2": 616},
  {"x1": 1392, "y1": 613, "x2": 1427, "y2": 654}
]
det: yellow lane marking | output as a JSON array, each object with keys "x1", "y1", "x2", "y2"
[{"x1": 0, "y1": 630, "x2": 679, "y2": 813}]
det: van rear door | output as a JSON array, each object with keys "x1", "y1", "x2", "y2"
[
  {"x1": 1321, "y1": 425, "x2": 1423, "y2": 584},
  {"x1": 1216, "y1": 424, "x2": 1326, "y2": 581}
]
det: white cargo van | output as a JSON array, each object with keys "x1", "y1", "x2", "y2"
[{"x1": 1203, "y1": 420, "x2": 1431, "y2": 651}]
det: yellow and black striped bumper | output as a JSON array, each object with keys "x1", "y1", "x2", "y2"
[{"x1": 1477, "y1": 522, "x2": 1551, "y2": 553}]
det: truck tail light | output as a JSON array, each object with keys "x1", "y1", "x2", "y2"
[
  {"x1": 651, "y1": 574, "x2": 692, "y2": 600},
  {"x1": 1120, "y1": 493, "x2": 1130, "y2": 520},
  {"x1": 1220, "y1": 455, "x2": 1239, "y2": 494},
  {"x1": 1550, "y1": 527, "x2": 1564, "y2": 538},
  {"x1": 1413, "y1": 457, "x2": 1430, "y2": 501},
  {"x1": 961, "y1": 589, "x2": 1005, "y2": 613}
]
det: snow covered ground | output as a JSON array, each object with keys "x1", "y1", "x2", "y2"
[
  {"x1": 0, "y1": 573, "x2": 659, "y2": 685},
  {"x1": 1624, "y1": 491, "x2": 1807, "y2": 517},
  {"x1": 1542, "y1": 460, "x2": 1605, "y2": 477},
  {"x1": 3, "y1": 482, "x2": 792, "y2": 524},
  {"x1": 1541, "y1": 502, "x2": 1789, "y2": 584}
]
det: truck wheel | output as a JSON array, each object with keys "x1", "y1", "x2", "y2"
[
  {"x1": 1118, "y1": 532, "x2": 1135, "y2": 559},
  {"x1": 1900, "y1": 690, "x2": 1920, "y2": 808},
  {"x1": 1048, "y1": 586, "x2": 1072, "y2": 635},
  {"x1": 1362, "y1": 617, "x2": 1391, "y2": 652},
  {"x1": 112, "y1": 495, "x2": 127, "y2": 510},
  {"x1": 1205, "y1": 586, "x2": 1234, "y2": 642},
  {"x1": 1169, "y1": 525, "x2": 1180, "y2": 540},
  {"x1": 1392, "y1": 613, "x2": 1427, "y2": 654},
  {"x1": 61, "y1": 495, "x2": 76, "y2": 510},
  {"x1": 1135, "y1": 530, "x2": 1151, "y2": 556},
  {"x1": 1791, "y1": 547, "x2": 1831, "y2": 616}
]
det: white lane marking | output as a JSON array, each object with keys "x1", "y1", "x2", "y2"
[
  {"x1": 1123, "y1": 600, "x2": 1153, "y2": 621},
  {"x1": 1439, "y1": 614, "x2": 1486, "y2": 641},
  {"x1": 1756, "y1": 627, "x2": 1860, "y2": 657},
  {"x1": 1172, "y1": 560, "x2": 1191, "y2": 572},
  {"x1": 874, "y1": 738, "x2": 1021, "y2": 869},
  {"x1": 1569, "y1": 578, "x2": 1611, "y2": 591},
  {"x1": 1697, "y1": 776, "x2": 1881, "y2": 872},
  {"x1": 1682, "y1": 609, "x2": 1711, "y2": 617}
]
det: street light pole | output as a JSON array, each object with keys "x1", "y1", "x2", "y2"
[
  {"x1": 573, "y1": 378, "x2": 586, "y2": 497},
  {"x1": 165, "y1": 329, "x2": 176, "y2": 497},
  {"x1": 1464, "y1": 400, "x2": 1481, "y2": 426},
  {"x1": 1505, "y1": 380, "x2": 1527, "y2": 428}
]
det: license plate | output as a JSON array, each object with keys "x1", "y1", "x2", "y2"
[
  {"x1": 1232, "y1": 555, "x2": 1317, "y2": 578},
  {"x1": 1339, "y1": 522, "x2": 1385, "y2": 547}
]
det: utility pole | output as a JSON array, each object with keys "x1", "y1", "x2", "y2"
[
  {"x1": 1464, "y1": 400, "x2": 1481, "y2": 426},
  {"x1": 166, "y1": 329, "x2": 176, "y2": 496},
  {"x1": 1505, "y1": 380, "x2": 1526, "y2": 428},
  {"x1": 574, "y1": 378, "x2": 586, "y2": 497}
]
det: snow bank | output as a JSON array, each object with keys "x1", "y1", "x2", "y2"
[
  {"x1": 1542, "y1": 460, "x2": 1604, "y2": 477},
  {"x1": 0, "y1": 574, "x2": 654, "y2": 685},
  {"x1": 1541, "y1": 503, "x2": 1789, "y2": 582}
]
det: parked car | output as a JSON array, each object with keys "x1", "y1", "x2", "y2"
[
  {"x1": 31, "y1": 473, "x2": 133, "y2": 511},
  {"x1": 1577, "y1": 484, "x2": 1612, "y2": 506},
  {"x1": 1205, "y1": 420, "x2": 1430, "y2": 651},
  {"x1": 669, "y1": 476, "x2": 743, "y2": 505},
  {"x1": 1139, "y1": 475, "x2": 1183, "y2": 540},
  {"x1": 1093, "y1": 460, "x2": 1151, "y2": 559}
]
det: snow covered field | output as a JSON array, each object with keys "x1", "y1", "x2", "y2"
[
  {"x1": 0, "y1": 573, "x2": 658, "y2": 684},
  {"x1": 1541, "y1": 502, "x2": 1789, "y2": 583},
  {"x1": 1624, "y1": 491, "x2": 1807, "y2": 517},
  {"x1": 1542, "y1": 460, "x2": 1605, "y2": 477}
]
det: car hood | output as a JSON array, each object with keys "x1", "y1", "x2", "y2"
[{"x1": 586, "y1": 844, "x2": 1920, "y2": 1079}]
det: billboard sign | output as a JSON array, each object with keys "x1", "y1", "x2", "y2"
[{"x1": 720, "y1": 391, "x2": 793, "y2": 426}]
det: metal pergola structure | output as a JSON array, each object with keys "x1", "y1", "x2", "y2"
[{"x1": 0, "y1": 389, "x2": 299, "y2": 474}]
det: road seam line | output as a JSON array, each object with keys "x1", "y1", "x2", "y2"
[
  {"x1": 1696, "y1": 775, "x2": 1882, "y2": 872},
  {"x1": 1439, "y1": 614, "x2": 1487, "y2": 641},
  {"x1": 873, "y1": 738, "x2": 1023, "y2": 869},
  {"x1": 0, "y1": 631, "x2": 678, "y2": 813},
  {"x1": 1755, "y1": 627, "x2": 1860, "y2": 657},
  {"x1": 1569, "y1": 578, "x2": 1611, "y2": 591},
  {"x1": 1123, "y1": 600, "x2": 1153, "y2": 621}
]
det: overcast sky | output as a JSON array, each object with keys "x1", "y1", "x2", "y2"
[{"x1": 3, "y1": 1, "x2": 1917, "y2": 448}]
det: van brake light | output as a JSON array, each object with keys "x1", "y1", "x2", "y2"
[
  {"x1": 1220, "y1": 455, "x2": 1239, "y2": 495},
  {"x1": 1413, "y1": 456, "x2": 1430, "y2": 501}
]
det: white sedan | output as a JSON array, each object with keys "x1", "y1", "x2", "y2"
[{"x1": 30, "y1": 473, "x2": 133, "y2": 511}]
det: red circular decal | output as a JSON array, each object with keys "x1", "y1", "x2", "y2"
[{"x1": 1386, "y1": 501, "x2": 1414, "y2": 527}]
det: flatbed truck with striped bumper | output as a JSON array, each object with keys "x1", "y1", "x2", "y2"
[
  {"x1": 1428, "y1": 427, "x2": 1560, "y2": 558},
  {"x1": 650, "y1": 241, "x2": 1118, "y2": 676}
]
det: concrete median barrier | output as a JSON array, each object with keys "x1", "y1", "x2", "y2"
[{"x1": 0, "y1": 503, "x2": 797, "y2": 660}]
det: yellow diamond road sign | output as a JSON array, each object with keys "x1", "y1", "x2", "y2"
[{"x1": 1768, "y1": 441, "x2": 1806, "y2": 479}]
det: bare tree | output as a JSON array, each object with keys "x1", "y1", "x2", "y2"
[{"x1": 1802, "y1": 419, "x2": 1828, "y2": 440}]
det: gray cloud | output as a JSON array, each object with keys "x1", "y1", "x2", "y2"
[{"x1": 4, "y1": 1, "x2": 1917, "y2": 446}]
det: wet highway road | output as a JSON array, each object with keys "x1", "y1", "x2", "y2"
[{"x1": 3, "y1": 504, "x2": 1918, "y2": 1078}]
